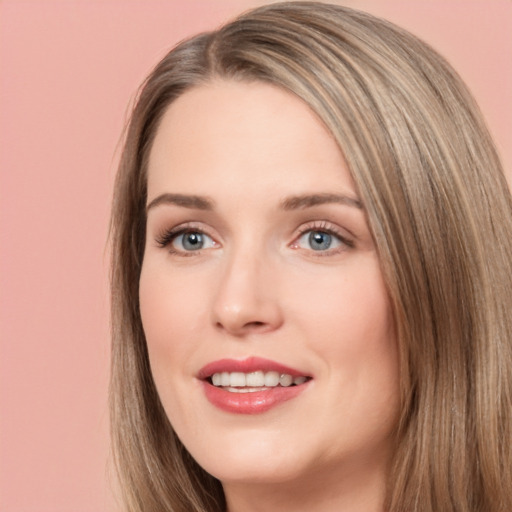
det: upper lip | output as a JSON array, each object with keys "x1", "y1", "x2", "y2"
[{"x1": 197, "y1": 356, "x2": 310, "y2": 380}]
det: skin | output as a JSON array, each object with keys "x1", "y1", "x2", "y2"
[{"x1": 139, "y1": 80, "x2": 399, "y2": 512}]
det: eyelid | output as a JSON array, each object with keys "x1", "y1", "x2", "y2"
[
  {"x1": 290, "y1": 220, "x2": 355, "y2": 254},
  {"x1": 154, "y1": 222, "x2": 220, "y2": 253},
  {"x1": 153, "y1": 220, "x2": 354, "y2": 256}
]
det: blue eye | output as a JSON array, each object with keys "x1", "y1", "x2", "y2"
[
  {"x1": 296, "y1": 229, "x2": 345, "y2": 252},
  {"x1": 171, "y1": 231, "x2": 216, "y2": 252},
  {"x1": 308, "y1": 231, "x2": 334, "y2": 251}
]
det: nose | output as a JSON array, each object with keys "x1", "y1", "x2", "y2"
[{"x1": 211, "y1": 247, "x2": 284, "y2": 337}]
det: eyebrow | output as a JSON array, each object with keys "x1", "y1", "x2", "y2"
[
  {"x1": 281, "y1": 193, "x2": 363, "y2": 210},
  {"x1": 146, "y1": 193, "x2": 215, "y2": 213},
  {"x1": 146, "y1": 191, "x2": 363, "y2": 213}
]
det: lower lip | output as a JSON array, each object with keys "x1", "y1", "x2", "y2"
[{"x1": 202, "y1": 381, "x2": 309, "y2": 414}]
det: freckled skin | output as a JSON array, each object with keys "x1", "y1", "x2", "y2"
[{"x1": 139, "y1": 81, "x2": 399, "y2": 512}]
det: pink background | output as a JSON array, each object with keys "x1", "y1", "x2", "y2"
[{"x1": 0, "y1": 1, "x2": 510, "y2": 511}]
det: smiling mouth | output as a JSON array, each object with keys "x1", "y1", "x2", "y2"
[
  {"x1": 207, "y1": 371, "x2": 311, "y2": 392},
  {"x1": 198, "y1": 357, "x2": 312, "y2": 412}
]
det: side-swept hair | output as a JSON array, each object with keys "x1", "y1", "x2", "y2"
[{"x1": 110, "y1": 3, "x2": 512, "y2": 511}]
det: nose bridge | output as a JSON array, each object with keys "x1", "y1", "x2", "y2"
[{"x1": 212, "y1": 235, "x2": 282, "y2": 335}]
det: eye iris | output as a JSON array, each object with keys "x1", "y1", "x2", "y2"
[
  {"x1": 182, "y1": 232, "x2": 203, "y2": 250},
  {"x1": 309, "y1": 231, "x2": 331, "y2": 251}
]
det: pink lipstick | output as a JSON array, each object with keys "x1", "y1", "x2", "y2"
[{"x1": 198, "y1": 357, "x2": 311, "y2": 414}]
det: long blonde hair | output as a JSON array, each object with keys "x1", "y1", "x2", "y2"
[{"x1": 110, "y1": 3, "x2": 512, "y2": 511}]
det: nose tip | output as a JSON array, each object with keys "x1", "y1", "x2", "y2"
[
  {"x1": 214, "y1": 305, "x2": 276, "y2": 335},
  {"x1": 211, "y1": 258, "x2": 283, "y2": 337},
  {"x1": 213, "y1": 298, "x2": 283, "y2": 337}
]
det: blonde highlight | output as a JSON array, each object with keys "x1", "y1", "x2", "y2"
[{"x1": 110, "y1": 3, "x2": 512, "y2": 511}]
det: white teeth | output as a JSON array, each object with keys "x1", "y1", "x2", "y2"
[
  {"x1": 221, "y1": 372, "x2": 230, "y2": 387},
  {"x1": 279, "y1": 374, "x2": 293, "y2": 387},
  {"x1": 224, "y1": 387, "x2": 263, "y2": 393},
  {"x1": 230, "y1": 372, "x2": 246, "y2": 387},
  {"x1": 264, "y1": 371, "x2": 280, "y2": 387},
  {"x1": 246, "y1": 371, "x2": 265, "y2": 387},
  {"x1": 210, "y1": 371, "x2": 308, "y2": 388}
]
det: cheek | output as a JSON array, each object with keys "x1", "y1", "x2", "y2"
[
  {"x1": 139, "y1": 264, "x2": 203, "y2": 378},
  {"x1": 289, "y1": 258, "x2": 398, "y2": 411},
  {"x1": 139, "y1": 264, "x2": 208, "y2": 431},
  {"x1": 290, "y1": 257, "x2": 394, "y2": 353},
  {"x1": 140, "y1": 269, "x2": 175, "y2": 349},
  {"x1": 140, "y1": 257, "x2": 211, "y2": 334}
]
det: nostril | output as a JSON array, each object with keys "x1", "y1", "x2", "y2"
[
  {"x1": 215, "y1": 319, "x2": 268, "y2": 334},
  {"x1": 245, "y1": 321, "x2": 269, "y2": 331}
]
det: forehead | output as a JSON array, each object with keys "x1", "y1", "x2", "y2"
[{"x1": 147, "y1": 80, "x2": 356, "y2": 201}]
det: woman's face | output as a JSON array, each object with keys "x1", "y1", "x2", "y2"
[{"x1": 140, "y1": 80, "x2": 399, "y2": 492}]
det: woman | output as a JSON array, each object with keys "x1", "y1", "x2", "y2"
[{"x1": 109, "y1": 2, "x2": 512, "y2": 511}]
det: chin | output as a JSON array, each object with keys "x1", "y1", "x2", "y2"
[
  {"x1": 202, "y1": 455, "x2": 310, "y2": 486},
  {"x1": 182, "y1": 428, "x2": 312, "y2": 485}
]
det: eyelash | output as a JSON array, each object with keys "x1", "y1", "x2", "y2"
[
  {"x1": 293, "y1": 220, "x2": 354, "y2": 255},
  {"x1": 154, "y1": 220, "x2": 354, "y2": 256},
  {"x1": 155, "y1": 223, "x2": 215, "y2": 256}
]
